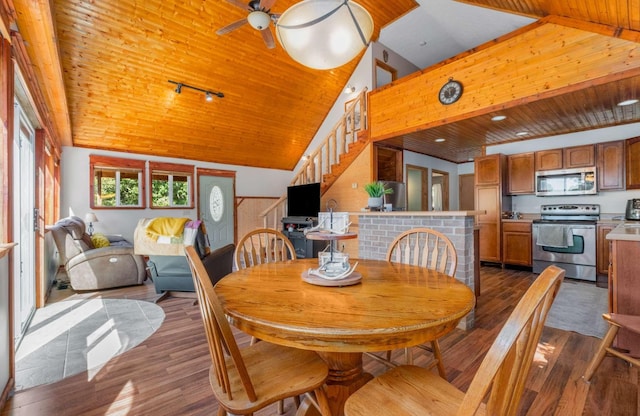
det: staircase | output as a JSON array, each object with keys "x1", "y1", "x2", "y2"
[{"x1": 260, "y1": 88, "x2": 369, "y2": 229}]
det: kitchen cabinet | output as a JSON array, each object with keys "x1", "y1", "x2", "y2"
[
  {"x1": 535, "y1": 149, "x2": 562, "y2": 170},
  {"x1": 475, "y1": 154, "x2": 511, "y2": 263},
  {"x1": 607, "y1": 235, "x2": 640, "y2": 356},
  {"x1": 507, "y1": 152, "x2": 534, "y2": 195},
  {"x1": 564, "y1": 144, "x2": 595, "y2": 168},
  {"x1": 596, "y1": 223, "x2": 615, "y2": 276},
  {"x1": 475, "y1": 154, "x2": 501, "y2": 185},
  {"x1": 626, "y1": 136, "x2": 640, "y2": 189},
  {"x1": 535, "y1": 144, "x2": 595, "y2": 170},
  {"x1": 502, "y1": 221, "x2": 532, "y2": 266},
  {"x1": 597, "y1": 140, "x2": 625, "y2": 191}
]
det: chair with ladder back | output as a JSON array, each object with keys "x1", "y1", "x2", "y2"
[{"x1": 185, "y1": 246, "x2": 331, "y2": 416}]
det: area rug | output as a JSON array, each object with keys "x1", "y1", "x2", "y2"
[
  {"x1": 15, "y1": 298, "x2": 165, "y2": 390},
  {"x1": 545, "y1": 279, "x2": 608, "y2": 339}
]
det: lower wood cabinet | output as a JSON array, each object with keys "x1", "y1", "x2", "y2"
[
  {"x1": 596, "y1": 223, "x2": 615, "y2": 276},
  {"x1": 609, "y1": 238, "x2": 640, "y2": 356},
  {"x1": 502, "y1": 221, "x2": 532, "y2": 267}
]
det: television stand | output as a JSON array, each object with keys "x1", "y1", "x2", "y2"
[{"x1": 282, "y1": 217, "x2": 323, "y2": 258}]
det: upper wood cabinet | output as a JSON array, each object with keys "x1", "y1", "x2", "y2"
[
  {"x1": 535, "y1": 144, "x2": 595, "y2": 171},
  {"x1": 564, "y1": 145, "x2": 595, "y2": 168},
  {"x1": 475, "y1": 154, "x2": 502, "y2": 185},
  {"x1": 597, "y1": 140, "x2": 625, "y2": 191},
  {"x1": 535, "y1": 149, "x2": 563, "y2": 170},
  {"x1": 507, "y1": 152, "x2": 534, "y2": 195},
  {"x1": 626, "y1": 137, "x2": 640, "y2": 189}
]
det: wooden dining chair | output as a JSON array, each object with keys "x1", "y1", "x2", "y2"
[
  {"x1": 366, "y1": 227, "x2": 457, "y2": 378},
  {"x1": 184, "y1": 246, "x2": 331, "y2": 416},
  {"x1": 234, "y1": 228, "x2": 296, "y2": 270},
  {"x1": 346, "y1": 265, "x2": 564, "y2": 416},
  {"x1": 582, "y1": 313, "x2": 640, "y2": 382},
  {"x1": 234, "y1": 228, "x2": 298, "y2": 413}
]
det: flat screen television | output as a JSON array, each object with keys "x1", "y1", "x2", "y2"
[{"x1": 287, "y1": 183, "x2": 321, "y2": 218}]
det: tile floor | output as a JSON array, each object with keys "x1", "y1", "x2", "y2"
[{"x1": 15, "y1": 298, "x2": 164, "y2": 390}]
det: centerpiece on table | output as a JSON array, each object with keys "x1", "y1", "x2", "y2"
[{"x1": 364, "y1": 181, "x2": 393, "y2": 208}]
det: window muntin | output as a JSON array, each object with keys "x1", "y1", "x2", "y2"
[
  {"x1": 90, "y1": 155, "x2": 146, "y2": 208},
  {"x1": 149, "y1": 162, "x2": 194, "y2": 208}
]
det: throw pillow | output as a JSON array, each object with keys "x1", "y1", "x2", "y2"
[{"x1": 91, "y1": 233, "x2": 111, "y2": 248}]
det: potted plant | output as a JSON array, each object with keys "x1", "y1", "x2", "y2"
[{"x1": 364, "y1": 181, "x2": 393, "y2": 208}]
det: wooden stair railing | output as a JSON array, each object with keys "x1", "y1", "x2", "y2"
[{"x1": 260, "y1": 88, "x2": 369, "y2": 229}]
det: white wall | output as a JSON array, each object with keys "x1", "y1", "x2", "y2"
[
  {"x1": 404, "y1": 150, "x2": 461, "y2": 210},
  {"x1": 485, "y1": 122, "x2": 640, "y2": 215},
  {"x1": 296, "y1": 42, "x2": 420, "y2": 173},
  {"x1": 60, "y1": 146, "x2": 293, "y2": 242}
]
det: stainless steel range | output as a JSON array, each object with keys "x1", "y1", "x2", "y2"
[{"x1": 532, "y1": 204, "x2": 600, "y2": 281}]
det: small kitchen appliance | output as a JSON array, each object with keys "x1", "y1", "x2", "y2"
[{"x1": 625, "y1": 199, "x2": 640, "y2": 220}]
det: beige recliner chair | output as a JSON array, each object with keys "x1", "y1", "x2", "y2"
[{"x1": 48, "y1": 216, "x2": 146, "y2": 290}]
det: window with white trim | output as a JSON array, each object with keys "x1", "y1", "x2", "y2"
[
  {"x1": 90, "y1": 155, "x2": 146, "y2": 208},
  {"x1": 149, "y1": 162, "x2": 194, "y2": 208}
]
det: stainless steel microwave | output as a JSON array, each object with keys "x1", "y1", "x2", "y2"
[{"x1": 535, "y1": 167, "x2": 597, "y2": 196}]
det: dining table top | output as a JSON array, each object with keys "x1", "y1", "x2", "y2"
[{"x1": 215, "y1": 258, "x2": 476, "y2": 353}]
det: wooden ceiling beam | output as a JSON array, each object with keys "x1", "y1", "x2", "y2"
[
  {"x1": 11, "y1": 0, "x2": 71, "y2": 147},
  {"x1": 369, "y1": 16, "x2": 640, "y2": 141}
]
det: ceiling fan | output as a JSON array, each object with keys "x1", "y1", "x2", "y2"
[{"x1": 217, "y1": 0, "x2": 280, "y2": 49}]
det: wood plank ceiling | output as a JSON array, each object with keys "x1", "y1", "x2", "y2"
[
  {"x1": 8, "y1": 0, "x2": 640, "y2": 168},
  {"x1": 376, "y1": 0, "x2": 640, "y2": 163}
]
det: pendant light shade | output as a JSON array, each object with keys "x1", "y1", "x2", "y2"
[{"x1": 276, "y1": 0, "x2": 373, "y2": 70}]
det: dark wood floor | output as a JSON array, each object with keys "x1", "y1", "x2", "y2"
[{"x1": 2, "y1": 266, "x2": 638, "y2": 415}]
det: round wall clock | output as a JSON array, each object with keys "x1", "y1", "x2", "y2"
[
  {"x1": 209, "y1": 185, "x2": 224, "y2": 222},
  {"x1": 438, "y1": 79, "x2": 463, "y2": 105}
]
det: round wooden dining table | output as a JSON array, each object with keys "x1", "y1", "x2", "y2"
[{"x1": 215, "y1": 258, "x2": 476, "y2": 416}]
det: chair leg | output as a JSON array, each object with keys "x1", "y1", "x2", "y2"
[
  {"x1": 277, "y1": 399, "x2": 285, "y2": 414},
  {"x1": 311, "y1": 387, "x2": 332, "y2": 416},
  {"x1": 583, "y1": 323, "x2": 620, "y2": 382},
  {"x1": 404, "y1": 347, "x2": 413, "y2": 364},
  {"x1": 431, "y1": 340, "x2": 447, "y2": 379}
]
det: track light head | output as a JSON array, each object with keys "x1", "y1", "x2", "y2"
[{"x1": 169, "y1": 80, "x2": 224, "y2": 101}]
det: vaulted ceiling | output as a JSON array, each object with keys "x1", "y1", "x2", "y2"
[{"x1": 7, "y1": 0, "x2": 640, "y2": 169}]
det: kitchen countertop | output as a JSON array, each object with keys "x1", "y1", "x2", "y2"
[{"x1": 606, "y1": 223, "x2": 640, "y2": 242}]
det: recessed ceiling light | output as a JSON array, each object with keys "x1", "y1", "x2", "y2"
[
  {"x1": 419, "y1": 40, "x2": 427, "y2": 47},
  {"x1": 516, "y1": 131, "x2": 529, "y2": 136},
  {"x1": 435, "y1": 138, "x2": 445, "y2": 142},
  {"x1": 617, "y1": 99, "x2": 639, "y2": 106},
  {"x1": 491, "y1": 115, "x2": 507, "y2": 121}
]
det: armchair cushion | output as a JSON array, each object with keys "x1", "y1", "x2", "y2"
[{"x1": 48, "y1": 216, "x2": 146, "y2": 291}]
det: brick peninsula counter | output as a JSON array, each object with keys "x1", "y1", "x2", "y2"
[{"x1": 352, "y1": 211, "x2": 484, "y2": 329}]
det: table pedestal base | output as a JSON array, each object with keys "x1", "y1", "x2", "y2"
[{"x1": 296, "y1": 352, "x2": 372, "y2": 416}]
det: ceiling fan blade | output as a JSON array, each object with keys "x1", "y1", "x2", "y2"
[
  {"x1": 216, "y1": 18, "x2": 248, "y2": 35},
  {"x1": 261, "y1": 28, "x2": 276, "y2": 49},
  {"x1": 225, "y1": 0, "x2": 251, "y2": 11},
  {"x1": 259, "y1": 0, "x2": 277, "y2": 11}
]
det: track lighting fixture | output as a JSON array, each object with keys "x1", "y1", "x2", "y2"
[{"x1": 168, "y1": 80, "x2": 224, "y2": 101}]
